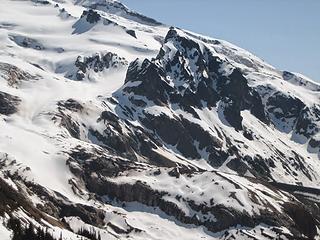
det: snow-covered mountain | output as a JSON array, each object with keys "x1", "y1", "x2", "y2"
[{"x1": 0, "y1": 0, "x2": 320, "y2": 239}]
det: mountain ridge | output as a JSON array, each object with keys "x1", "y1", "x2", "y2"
[{"x1": 0, "y1": 0, "x2": 320, "y2": 239}]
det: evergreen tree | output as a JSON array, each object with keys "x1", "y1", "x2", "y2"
[
  {"x1": 23, "y1": 222, "x2": 35, "y2": 240},
  {"x1": 7, "y1": 217, "x2": 56, "y2": 240}
]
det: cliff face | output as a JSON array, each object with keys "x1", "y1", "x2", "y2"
[{"x1": 0, "y1": 0, "x2": 319, "y2": 239}]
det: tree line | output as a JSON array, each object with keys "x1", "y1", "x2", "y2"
[{"x1": 7, "y1": 217, "x2": 102, "y2": 240}]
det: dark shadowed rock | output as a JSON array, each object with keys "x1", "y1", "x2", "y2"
[
  {"x1": 226, "y1": 158, "x2": 249, "y2": 175},
  {"x1": 81, "y1": 9, "x2": 101, "y2": 24},
  {"x1": 309, "y1": 138, "x2": 320, "y2": 149},
  {"x1": 295, "y1": 105, "x2": 320, "y2": 139},
  {"x1": 283, "y1": 202, "x2": 317, "y2": 239},
  {"x1": 126, "y1": 29, "x2": 136, "y2": 38},
  {"x1": 58, "y1": 99, "x2": 83, "y2": 112},
  {"x1": 9, "y1": 34, "x2": 44, "y2": 50},
  {"x1": 0, "y1": 62, "x2": 37, "y2": 87},
  {"x1": 52, "y1": 111, "x2": 80, "y2": 139},
  {"x1": 0, "y1": 91, "x2": 21, "y2": 115},
  {"x1": 266, "y1": 92, "x2": 305, "y2": 131},
  {"x1": 71, "y1": 52, "x2": 127, "y2": 80}
]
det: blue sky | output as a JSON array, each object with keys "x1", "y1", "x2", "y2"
[{"x1": 122, "y1": 0, "x2": 320, "y2": 82}]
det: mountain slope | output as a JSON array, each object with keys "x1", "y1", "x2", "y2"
[{"x1": 0, "y1": 0, "x2": 320, "y2": 239}]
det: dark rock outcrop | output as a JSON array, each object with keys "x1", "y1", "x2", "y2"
[
  {"x1": 75, "y1": 168, "x2": 317, "y2": 238},
  {"x1": 72, "y1": 52, "x2": 127, "y2": 80},
  {"x1": 9, "y1": 34, "x2": 44, "y2": 50},
  {"x1": 295, "y1": 105, "x2": 320, "y2": 139},
  {"x1": 58, "y1": 99, "x2": 83, "y2": 112},
  {"x1": 0, "y1": 62, "x2": 36, "y2": 87},
  {"x1": 126, "y1": 29, "x2": 137, "y2": 38},
  {"x1": 81, "y1": 9, "x2": 101, "y2": 24},
  {"x1": 111, "y1": 28, "x2": 270, "y2": 171},
  {"x1": 266, "y1": 92, "x2": 305, "y2": 131},
  {"x1": 0, "y1": 91, "x2": 21, "y2": 115},
  {"x1": 309, "y1": 137, "x2": 320, "y2": 149},
  {"x1": 52, "y1": 110, "x2": 81, "y2": 139}
]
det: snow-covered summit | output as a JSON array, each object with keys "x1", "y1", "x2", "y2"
[{"x1": 74, "y1": 0, "x2": 162, "y2": 26}]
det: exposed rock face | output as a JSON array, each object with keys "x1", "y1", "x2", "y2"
[
  {"x1": 93, "y1": 110, "x2": 177, "y2": 167},
  {"x1": 64, "y1": 152, "x2": 319, "y2": 239},
  {"x1": 9, "y1": 34, "x2": 45, "y2": 50},
  {"x1": 74, "y1": 8, "x2": 141, "y2": 38},
  {"x1": 49, "y1": 99, "x2": 84, "y2": 139},
  {"x1": 0, "y1": 62, "x2": 37, "y2": 87},
  {"x1": 283, "y1": 70, "x2": 320, "y2": 91},
  {"x1": 104, "y1": 28, "x2": 319, "y2": 182},
  {"x1": 126, "y1": 29, "x2": 136, "y2": 38},
  {"x1": 58, "y1": 99, "x2": 84, "y2": 112},
  {"x1": 295, "y1": 105, "x2": 320, "y2": 139},
  {"x1": 81, "y1": 9, "x2": 101, "y2": 24},
  {"x1": 120, "y1": 28, "x2": 268, "y2": 131},
  {"x1": 309, "y1": 137, "x2": 320, "y2": 149},
  {"x1": 69, "y1": 52, "x2": 128, "y2": 80},
  {"x1": 0, "y1": 91, "x2": 21, "y2": 115},
  {"x1": 31, "y1": 0, "x2": 50, "y2": 4},
  {"x1": 266, "y1": 91, "x2": 305, "y2": 131},
  {"x1": 4, "y1": 147, "x2": 318, "y2": 240},
  {"x1": 140, "y1": 113, "x2": 225, "y2": 161}
]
